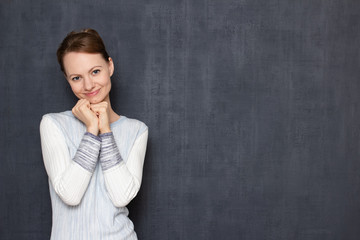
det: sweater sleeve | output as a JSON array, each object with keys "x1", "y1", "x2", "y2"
[
  {"x1": 40, "y1": 115, "x2": 100, "y2": 206},
  {"x1": 99, "y1": 129, "x2": 148, "y2": 207}
]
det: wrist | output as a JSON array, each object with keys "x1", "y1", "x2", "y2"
[
  {"x1": 87, "y1": 126, "x2": 99, "y2": 136},
  {"x1": 99, "y1": 126, "x2": 111, "y2": 134}
]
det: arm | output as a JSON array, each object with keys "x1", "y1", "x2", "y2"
[
  {"x1": 99, "y1": 129, "x2": 148, "y2": 207},
  {"x1": 40, "y1": 115, "x2": 100, "y2": 206}
]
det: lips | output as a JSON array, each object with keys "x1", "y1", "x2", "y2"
[{"x1": 85, "y1": 89, "x2": 100, "y2": 97}]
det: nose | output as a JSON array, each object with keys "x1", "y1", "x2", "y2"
[{"x1": 83, "y1": 76, "x2": 94, "y2": 91}]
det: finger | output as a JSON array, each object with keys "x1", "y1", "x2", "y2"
[
  {"x1": 74, "y1": 99, "x2": 87, "y2": 111},
  {"x1": 73, "y1": 99, "x2": 82, "y2": 110},
  {"x1": 90, "y1": 106, "x2": 106, "y2": 112},
  {"x1": 81, "y1": 99, "x2": 90, "y2": 108},
  {"x1": 73, "y1": 100, "x2": 83, "y2": 114},
  {"x1": 91, "y1": 108, "x2": 106, "y2": 116},
  {"x1": 90, "y1": 101, "x2": 108, "y2": 107},
  {"x1": 91, "y1": 103, "x2": 108, "y2": 113},
  {"x1": 80, "y1": 100, "x2": 92, "y2": 111},
  {"x1": 77, "y1": 99, "x2": 87, "y2": 105}
]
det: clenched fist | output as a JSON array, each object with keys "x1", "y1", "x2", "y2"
[
  {"x1": 90, "y1": 101, "x2": 111, "y2": 134},
  {"x1": 72, "y1": 99, "x2": 99, "y2": 135}
]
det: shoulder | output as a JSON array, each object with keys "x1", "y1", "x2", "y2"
[
  {"x1": 113, "y1": 115, "x2": 148, "y2": 137},
  {"x1": 41, "y1": 110, "x2": 74, "y2": 121},
  {"x1": 40, "y1": 110, "x2": 80, "y2": 131},
  {"x1": 124, "y1": 116, "x2": 148, "y2": 131}
]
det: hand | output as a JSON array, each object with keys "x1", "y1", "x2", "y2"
[
  {"x1": 90, "y1": 101, "x2": 111, "y2": 134},
  {"x1": 72, "y1": 99, "x2": 99, "y2": 135}
]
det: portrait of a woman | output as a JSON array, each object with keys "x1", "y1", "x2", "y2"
[{"x1": 40, "y1": 29, "x2": 148, "y2": 239}]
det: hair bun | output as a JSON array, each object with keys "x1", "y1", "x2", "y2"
[
  {"x1": 82, "y1": 28, "x2": 101, "y2": 38},
  {"x1": 57, "y1": 28, "x2": 110, "y2": 73}
]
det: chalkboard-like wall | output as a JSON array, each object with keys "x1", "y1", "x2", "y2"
[{"x1": 1, "y1": 0, "x2": 360, "y2": 239}]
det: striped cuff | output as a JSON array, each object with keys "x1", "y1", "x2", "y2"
[
  {"x1": 99, "y1": 132, "x2": 123, "y2": 171},
  {"x1": 73, "y1": 132, "x2": 101, "y2": 172}
]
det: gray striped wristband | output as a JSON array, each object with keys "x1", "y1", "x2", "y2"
[
  {"x1": 99, "y1": 132, "x2": 123, "y2": 171},
  {"x1": 73, "y1": 132, "x2": 101, "y2": 172}
]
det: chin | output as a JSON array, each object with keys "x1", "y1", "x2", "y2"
[
  {"x1": 77, "y1": 92, "x2": 109, "y2": 104},
  {"x1": 88, "y1": 98, "x2": 103, "y2": 104},
  {"x1": 90, "y1": 94, "x2": 108, "y2": 104}
]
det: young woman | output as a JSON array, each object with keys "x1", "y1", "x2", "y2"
[{"x1": 40, "y1": 29, "x2": 148, "y2": 240}]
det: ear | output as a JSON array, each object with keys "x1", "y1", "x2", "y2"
[{"x1": 108, "y1": 57, "x2": 114, "y2": 77}]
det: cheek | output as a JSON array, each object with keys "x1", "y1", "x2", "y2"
[
  {"x1": 100, "y1": 75, "x2": 112, "y2": 89},
  {"x1": 106, "y1": 79, "x2": 112, "y2": 92},
  {"x1": 69, "y1": 82, "x2": 82, "y2": 94}
]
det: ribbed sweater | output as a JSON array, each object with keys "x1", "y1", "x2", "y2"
[{"x1": 40, "y1": 110, "x2": 148, "y2": 240}]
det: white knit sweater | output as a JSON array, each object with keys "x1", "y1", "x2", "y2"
[{"x1": 40, "y1": 110, "x2": 148, "y2": 240}]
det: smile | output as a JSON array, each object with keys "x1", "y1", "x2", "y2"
[{"x1": 85, "y1": 89, "x2": 100, "y2": 97}]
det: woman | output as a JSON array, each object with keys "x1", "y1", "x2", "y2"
[{"x1": 40, "y1": 29, "x2": 148, "y2": 240}]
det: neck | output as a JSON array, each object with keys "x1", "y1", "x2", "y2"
[{"x1": 104, "y1": 95, "x2": 120, "y2": 123}]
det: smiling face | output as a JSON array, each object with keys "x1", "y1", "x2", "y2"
[{"x1": 63, "y1": 52, "x2": 114, "y2": 104}]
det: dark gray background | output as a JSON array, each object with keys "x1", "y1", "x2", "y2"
[{"x1": 1, "y1": 0, "x2": 360, "y2": 239}]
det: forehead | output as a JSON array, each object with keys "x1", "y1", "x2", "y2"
[{"x1": 63, "y1": 52, "x2": 106, "y2": 75}]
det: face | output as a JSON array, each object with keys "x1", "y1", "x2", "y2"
[{"x1": 63, "y1": 52, "x2": 114, "y2": 104}]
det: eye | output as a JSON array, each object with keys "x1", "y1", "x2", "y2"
[
  {"x1": 92, "y1": 69, "x2": 100, "y2": 75},
  {"x1": 72, "y1": 76, "x2": 80, "y2": 81}
]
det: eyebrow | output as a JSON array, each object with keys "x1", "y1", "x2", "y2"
[{"x1": 68, "y1": 66, "x2": 103, "y2": 78}]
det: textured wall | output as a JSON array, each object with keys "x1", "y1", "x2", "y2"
[{"x1": 1, "y1": 0, "x2": 360, "y2": 239}]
